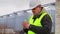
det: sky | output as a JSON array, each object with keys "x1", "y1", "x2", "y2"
[
  {"x1": 0, "y1": 0, "x2": 56, "y2": 16},
  {"x1": 0, "y1": 0, "x2": 30, "y2": 16}
]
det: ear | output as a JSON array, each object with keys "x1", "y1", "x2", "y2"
[{"x1": 41, "y1": 7, "x2": 43, "y2": 10}]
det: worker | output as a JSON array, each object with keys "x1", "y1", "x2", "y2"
[{"x1": 22, "y1": 0, "x2": 52, "y2": 34}]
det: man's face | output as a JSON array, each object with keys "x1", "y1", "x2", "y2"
[{"x1": 32, "y1": 5, "x2": 42, "y2": 16}]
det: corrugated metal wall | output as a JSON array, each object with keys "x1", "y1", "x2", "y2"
[{"x1": 0, "y1": 11, "x2": 32, "y2": 31}]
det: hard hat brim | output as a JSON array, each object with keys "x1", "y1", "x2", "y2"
[{"x1": 30, "y1": 5, "x2": 44, "y2": 10}]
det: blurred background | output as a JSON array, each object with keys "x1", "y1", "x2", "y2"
[
  {"x1": 0, "y1": 0, "x2": 56, "y2": 34},
  {"x1": 56, "y1": 0, "x2": 60, "y2": 34}
]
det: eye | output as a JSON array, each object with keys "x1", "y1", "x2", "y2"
[{"x1": 32, "y1": 8, "x2": 36, "y2": 10}]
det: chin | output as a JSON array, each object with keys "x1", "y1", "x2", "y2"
[{"x1": 34, "y1": 14, "x2": 37, "y2": 16}]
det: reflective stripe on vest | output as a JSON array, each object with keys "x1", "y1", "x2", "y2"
[{"x1": 28, "y1": 12, "x2": 52, "y2": 34}]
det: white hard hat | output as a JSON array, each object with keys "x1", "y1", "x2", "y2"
[
  {"x1": 30, "y1": 0, "x2": 42, "y2": 9},
  {"x1": 29, "y1": 0, "x2": 56, "y2": 9}
]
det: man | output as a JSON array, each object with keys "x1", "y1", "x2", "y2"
[{"x1": 22, "y1": 0, "x2": 52, "y2": 34}]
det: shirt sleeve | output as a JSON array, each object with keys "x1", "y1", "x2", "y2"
[
  {"x1": 29, "y1": 14, "x2": 52, "y2": 34},
  {"x1": 23, "y1": 29, "x2": 29, "y2": 33}
]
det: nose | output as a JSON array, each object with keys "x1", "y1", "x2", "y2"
[{"x1": 32, "y1": 10, "x2": 35, "y2": 13}]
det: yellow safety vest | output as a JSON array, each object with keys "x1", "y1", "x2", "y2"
[{"x1": 28, "y1": 12, "x2": 52, "y2": 34}]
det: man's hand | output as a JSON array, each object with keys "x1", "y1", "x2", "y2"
[{"x1": 22, "y1": 21, "x2": 30, "y2": 29}]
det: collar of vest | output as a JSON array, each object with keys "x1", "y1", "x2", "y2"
[
  {"x1": 33, "y1": 12, "x2": 48, "y2": 19},
  {"x1": 33, "y1": 8, "x2": 48, "y2": 19}
]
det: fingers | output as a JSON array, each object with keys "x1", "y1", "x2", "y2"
[
  {"x1": 22, "y1": 21, "x2": 29, "y2": 29},
  {"x1": 22, "y1": 21, "x2": 27, "y2": 29}
]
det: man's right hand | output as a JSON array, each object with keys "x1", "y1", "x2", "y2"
[{"x1": 22, "y1": 21, "x2": 30, "y2": 29}]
